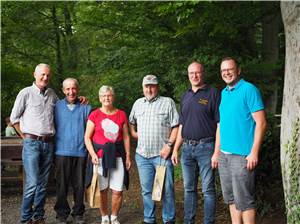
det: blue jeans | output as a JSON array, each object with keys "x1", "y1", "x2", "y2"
[
  {"x1": 21, "y1": 138, "x2": 54, "y2": 223},
  {"x1": 135, "y1": 153, "x2": 175, "y2": 224},
  {"x1": 181, "y1": 142, "x2": 216, "y2": 224}
]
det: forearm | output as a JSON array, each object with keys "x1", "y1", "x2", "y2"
[
  {"x1": 173, "y1": 125, "x2": 183, "y2": 152},
  {"x1": 12, "y1": 123, "x2": 24, "y2": 139},
  {"x1": 129, "y1": 124, "x2": 138, "y2": 139},
  {"x1": 123, "y1": 135, "x2": 131, "y2": 157},
  {"x1": 84, "y1": 137, "x2": 97, "y2": 158},
  {"x1": 251, "y1": 122, "x2": 267, "y2": 154},
  {"x1": 251, "y1": 111, "x2": 267, "y2": 155},
  {"x1": 168, "y1": 126, "x2": 178, "y2": 143},
  {"x1": 214, "y1": 124, "x2": 221, "y2": 155}
]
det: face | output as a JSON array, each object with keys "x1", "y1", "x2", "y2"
[
  {"x1": 220, "y1": 59, "x2": 241, "y2": 86},
  {"x1": 143, "y1": 84, "x2": 159, "y2": 101},
  {"x1": 63, "y1": 80, "x2": 78, "y2": 103},
  {"x1": 188, "y1": 63, "x2": 204, "y2": 88},
  {"x1": 34, "y1": 66, "x2": 51, "y2": 90},
  {"x1": 99, "y1": 90, "x2": 114, "y2": 107}
]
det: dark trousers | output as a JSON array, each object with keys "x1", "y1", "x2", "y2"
[{"x1": 54, "y1": 155, "x2": 86, "y2": 219}]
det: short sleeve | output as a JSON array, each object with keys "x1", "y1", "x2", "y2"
[
  {"x1": 120, "y1": 110, "x2": 128, "y2": 124},
  {"x1": 88, "y1": 110, "x2": 97, "y2": 124},
  {"x1": 169, "y1": 98, "x2": 179, "y2": 127},
  {"x1": 246, "y1": 85, "x2": 264, "y2": 113},
  {"x1": 129, "y1": 101, "x2": 137, "y2": 125}
]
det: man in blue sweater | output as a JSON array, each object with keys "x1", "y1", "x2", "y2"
[{"x1": 54, "y1": 78, "x2": 91, "y2": 224}]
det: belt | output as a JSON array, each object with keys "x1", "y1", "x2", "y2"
[
  {"x1": 183, "y1": 137, "x2": 215, "y2": 146},
  {"x1": 24, "y1": 134, "x2": 54, "y2": 143}
]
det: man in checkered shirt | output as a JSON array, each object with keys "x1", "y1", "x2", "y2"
[{"x1": 129, "y1": 75, "x2": 179, "y2": 224}]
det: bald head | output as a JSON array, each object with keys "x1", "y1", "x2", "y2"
[
  {"x1": 188, "y1": 62, "x2": 204, "y2": 73},
  {"x1": 188, "y1": 61, "x2": 205, "y2": 90},
  {"x1": 62, "y1": 78, "x2": 79, "y2": 103},
  {"x1": 62, "y1": 78, "x2": 79, "y2": 89}
]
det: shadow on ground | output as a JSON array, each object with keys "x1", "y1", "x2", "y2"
[{"x1": 1, "y1": 160, "x2": 286, "y2": 224}]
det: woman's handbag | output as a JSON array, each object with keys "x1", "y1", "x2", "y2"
[
  {"x1": 152, "y1": 158, "x2": 167, "y2": 201},
  {"x1": 85, "y1": 164, "x2": 101, "y2": 208}
]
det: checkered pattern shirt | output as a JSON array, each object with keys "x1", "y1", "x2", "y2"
[{"x1": 129, "y1": 96, "x2": 179, "y2": 158}]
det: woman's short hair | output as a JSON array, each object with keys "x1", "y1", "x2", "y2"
[{"x1": 98, "y1": 85, "x2": 115, "y2": 96}]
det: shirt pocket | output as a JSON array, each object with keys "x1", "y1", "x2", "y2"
[
  {"x1": 155, "y1": 112, "x2": 169, "y2": 126},
  {"x1": 28, "y1": 101, "x2": 44, "y2": 115},
  {"x1": 135, "y1": 110, "x2": 144, "y2": 120}
]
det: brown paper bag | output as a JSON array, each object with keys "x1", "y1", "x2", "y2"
[
  {"x1": 152, "y1": 163, "x2": 166, "y2": 201},
  {"x1": 85, "y1": 164, "x2": 100, "y2": 208}
]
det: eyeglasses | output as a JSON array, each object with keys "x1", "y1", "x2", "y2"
[
  {"x1": 220, "y1": 68, "x2": 235, "y2": 73},
  {"x1": 100, "y1": 94, "x2": 113, "y2": 98},
  {"x1": 188, "y1": 71, "x2": 202, "y2": 76}
]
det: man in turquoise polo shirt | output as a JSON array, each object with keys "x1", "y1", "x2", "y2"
[{"x1": 212, "y1": 57, "x2": 267, "y2": 224}]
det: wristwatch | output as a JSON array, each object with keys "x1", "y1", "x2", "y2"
[{"x1": 166, "y1": 141, "x2": 174, "y2": 148}]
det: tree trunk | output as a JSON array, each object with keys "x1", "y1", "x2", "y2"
[
  {"x1": 52, "y1": 4, "x2": 64, "y2": 84},
  {"x1": 262, "y1": 2, "x2": 280, "y2": 114},
  {"x1": 64, "y1": 2, "x2": 78, "y2": 71},
  {"x1": 280, "y1": 1, "x2": 300, "y2": 223}
]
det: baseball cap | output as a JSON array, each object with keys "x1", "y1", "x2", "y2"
[{"x1": 142, "y1": 75, "x2": 158, "y2": 86}]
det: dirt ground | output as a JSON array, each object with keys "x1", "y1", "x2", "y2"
[{"x1": 1, "y1": 161, "x2": 286, "y2": 224}]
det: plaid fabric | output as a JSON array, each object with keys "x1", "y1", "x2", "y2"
[{"x1": 129, "y1": 96, "x2": 179, "y2": 158}]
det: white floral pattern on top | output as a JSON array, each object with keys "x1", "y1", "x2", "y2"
[{"x1": 101, "y1": 118, "x2": 119, "y2": 141}]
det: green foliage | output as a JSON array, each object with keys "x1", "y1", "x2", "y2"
[
  {"x1": 1, "y1": 60, "x2": 32, "y2": 123},
  {"x1": 282, "y1": 119, "x2": 300, "y2": 223},
  {"x1": 255, "y1": 114, "x2": 284, "y2": 216}
]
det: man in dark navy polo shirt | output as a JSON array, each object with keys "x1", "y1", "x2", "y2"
[{"x1": 171, "y1": 61, "x2": 220, "y2": 224}]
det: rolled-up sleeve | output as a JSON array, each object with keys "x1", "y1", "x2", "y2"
[{"x1": 10, "y1": 89, "x2": 27, "y2": 125}]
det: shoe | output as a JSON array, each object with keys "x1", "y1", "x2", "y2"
[
  {"x1": 74, "y1": 216, "x2": 85, "y2": 224},
  {"x1": 56, "y1": 217, "x2": 67, "y2": 224},
  {"x1": 111, "y1": 219, "x2": 120, "y2": 224},
  {"x1": 33, "y1": 218, "x2": 46, "y2": 224},
  {"x1": 101, "y1": 220, "x2": 110, "y2": 224}
]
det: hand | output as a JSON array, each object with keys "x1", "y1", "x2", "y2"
[
  {"x1": 171, "y1": 150, "x2": 179, "y2": 165},
  {"x1": 211, "y1": 152, "x2": 219, "y2": 169},
  {"x1": 246, "y1": 152, "x2": 258, "y2": 170},
  {"x1": 160, "y1": 144, "x2": 172, "y2": 160},
  {"x1": 78, "y1": 96, "x2": 89, "y2": 104},
  {"x1": 91, "y1": 154, "x2": 99, "y2": 165},
  {"x1": 126, "y1": 156, "x2": 131, "y2": 170}
]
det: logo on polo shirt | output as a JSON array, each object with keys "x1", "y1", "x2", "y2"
[{"x1": 198, "y1": 98, "x2": 208, "y2": 105}]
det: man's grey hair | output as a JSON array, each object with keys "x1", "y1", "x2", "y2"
[
  {"x1": 62, "y1": 78, "x2": 79, "y2": 89},
  {"x1": 34, "y1": 63, "x2": 50, "y2": 74},
  {"x1": 99, "y1": 85, "x2": 115, "y2": 96}
]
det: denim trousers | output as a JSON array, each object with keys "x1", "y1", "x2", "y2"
[
  {"x1": 21, "y1": 138, "x2": 54, "y2": 223},
  {"x1": 135, "y1": 153, "x2": 176, "y2": 224},
  {"x1": 181, "y1": 142, "x2": 216, "y2": 224},
  {"x1": 54, "y1": 155, "x2": 86, "y2": 219}
]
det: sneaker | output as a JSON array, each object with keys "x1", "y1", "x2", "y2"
[
  {"x1": 74, "y1": 216, "x2": 85, "y2": 224},
  {"x1": 111, "y1": 219, "x2": 120, "y2": 224},
  {"x1": 101, "y1": 220, "x2": 110, "y2": 224}
]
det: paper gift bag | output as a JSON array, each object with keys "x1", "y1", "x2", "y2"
[
  {"x1": 85, "y1": 164, "x2": 100, "y2": 208},
  {"x1": 152, "y1": 161, "x2": 166, "y2": 201}
]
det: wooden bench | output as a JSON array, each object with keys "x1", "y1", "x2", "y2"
[{"x1": 1, "y1": 136, "x2": 23, "y2": 181}]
